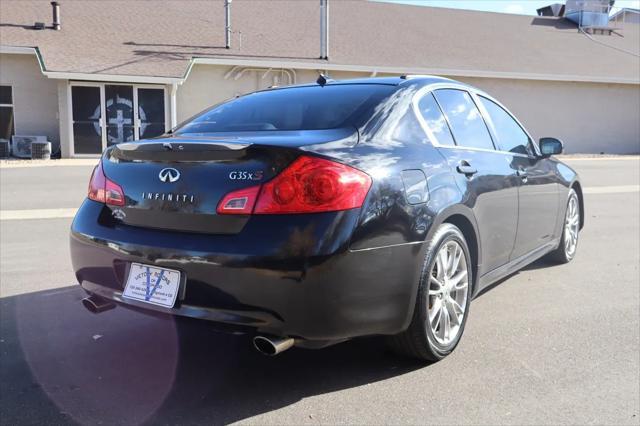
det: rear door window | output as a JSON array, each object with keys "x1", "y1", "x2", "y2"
[
  {"x1": 416, "y1": 93, "x2": 455, "y2": 146},
  {"x1": 479, "y1": 96, "x2": 532, "y2": 155},
  {"x1": 433, "y1": 89, "x2": 495, "y2": 150}
]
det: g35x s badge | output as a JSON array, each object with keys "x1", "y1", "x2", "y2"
[{"x1": 229, "y1": 171, "x2": 264, "y2": 181}]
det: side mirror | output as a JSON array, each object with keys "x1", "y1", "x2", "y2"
[{"x1": 539, "y1": 137, "x2": 564, "y2": 157}]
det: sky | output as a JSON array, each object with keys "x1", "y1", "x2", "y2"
[{"x1": 379, "y1": 0, "x2": 640, "y2": 15}]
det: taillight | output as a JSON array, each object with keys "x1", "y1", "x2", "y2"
[
  {"x1": 87, "y1": 161, "x2": 125, "y2": 206},
  {"x1": 216, "y1": 185, "x2": 260, "y2": 215},
  {"x1": 217, "y1": 156, "x2": 372, "y2": 215}
]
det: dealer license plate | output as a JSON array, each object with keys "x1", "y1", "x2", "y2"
[{"x1": 123, "y1": 263, "x2": 181, "y2": 308}]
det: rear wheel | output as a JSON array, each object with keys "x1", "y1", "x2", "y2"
[
  {"x1": 389, "y1": 223, "x2": 472, "y2": 362},
  {"x1": 548, "y1": 189, "x2": 580, "y2": 264}
]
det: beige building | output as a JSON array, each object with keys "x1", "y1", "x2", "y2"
[{"x1": 0, "y1": 0, "x2": 639, "y2": 157}]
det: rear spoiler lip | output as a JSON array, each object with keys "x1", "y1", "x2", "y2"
[
  {"x1": 115, "y1": 140, "x2": 251, "y2": 152},
  {"x1": 108, "y1": 140, "x2": 253, "y2": 163}
]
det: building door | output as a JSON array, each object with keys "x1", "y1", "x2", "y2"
[
  {"x1": 105, "y1": 84, "x2": 135, "y2": 146},
  {"x1": 71, "y1": 85, "x2": 104, "y2": 154},
  {"x1": 70, "y1": 83, "x2": 166, "y2": 156},
  {"x1": 136, "y1": 88, "x2": 166, "y2": 140}
]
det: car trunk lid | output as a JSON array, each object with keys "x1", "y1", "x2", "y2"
[{"x1": 101, "y1": 130, "x2": 356, "y2": 234}]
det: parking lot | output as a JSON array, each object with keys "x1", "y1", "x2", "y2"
[{"x1": 0, "y1": 157, "x2": 638, "y2": 425}]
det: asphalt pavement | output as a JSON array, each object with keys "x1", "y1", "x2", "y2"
[{"x1": 0, "y1": 157, "x2": 638, "y2": 425}]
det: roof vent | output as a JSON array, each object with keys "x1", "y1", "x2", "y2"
[
  {"x1": 51, "y1": 1, "x2": 60, "y2": 30},
  {"x1": 565, "y1": 0, "x2": 617, "y2": 32},
  {"x1": 320, "y1": 0, "x2": 329, "y2": 59},
  {"x1": 536, "y1": 3, "x2": 565, "y2": 16},
  {"x1": 224, "y1": 0, "x2": 231, "y2": 49}
]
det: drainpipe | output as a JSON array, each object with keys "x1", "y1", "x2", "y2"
[
  {"x1": 170, "y1": 83, "x2": 178, "y2": 130},
  {"x1": 225, "y1": 0, "x2": 232, "y2": 49},
  {"x1": 320, "y1": 0, "x2": 329, "y2": 59}
]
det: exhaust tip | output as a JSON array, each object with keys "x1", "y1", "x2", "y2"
[
  {"x1": 82, "y1": 295, "x2": 116, "y2": 314},
  {"x1": 253, "y1": 335, "x2": 294, "y2": 356}
]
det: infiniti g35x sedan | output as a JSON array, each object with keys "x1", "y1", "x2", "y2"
[{"x1": 71, "y1": 76, "x2": 583, "y2": 361}]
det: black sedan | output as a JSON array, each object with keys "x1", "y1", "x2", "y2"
[{"x1": 70, "y1": 76, "x2": 583, "y2": 361}]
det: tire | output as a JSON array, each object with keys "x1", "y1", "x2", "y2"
[
  {"x1": 389, "y1": 223, "x2": 473, "y2": 362},
  {"x1": 548, "y1": 188, "x2": 580, "y2": 264}
]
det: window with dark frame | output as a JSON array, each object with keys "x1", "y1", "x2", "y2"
[
  {"x1": 417, "y1": 93, "x2": 456, "y2": 146},
  {"x1": 0, "y1": 85, "x2": 15, "y2": 141},
  {"x1": 433, "y1": 89, "x2": 495, "y2": 151},
  {"x1": 478, "y1": 95, "x2": 533, "y2": 156}
]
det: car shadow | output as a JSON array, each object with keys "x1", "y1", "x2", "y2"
[
  {"x1": 474, "y1": 257, "x2": 558, "y2": 298},
  {"x1": 0, "y1": 286, "x2": 425, "y2": 425}
]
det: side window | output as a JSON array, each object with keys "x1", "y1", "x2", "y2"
[
  {"x1": 433, "y1": 89, "x2": 494, "y2": 150},
  {"x1": 416, "y1": 93, "x2": 455, "y2": 146},
  {"x1": 479, "y1": 96, "x2": 531, "y2": 155}
]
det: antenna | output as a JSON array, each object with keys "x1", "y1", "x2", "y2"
[{"x1": 316, "y1": 73, "x2": 333, "y2": 86}]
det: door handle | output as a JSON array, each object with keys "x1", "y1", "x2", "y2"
[{"x1": 456, "y1": 161, "x2": 477, "y2": 177}]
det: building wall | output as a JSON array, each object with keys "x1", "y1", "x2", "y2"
[
  {"x1": 178, "y1": 64, "x2": 640, "y2": 154},
  {"x1": 458, "y1": 77, "x2": 640, "y2": 154},
  {"x1": 176, "y1": 64, "x2": 372, "y2": 123},
  {"x1": 0, "y1": 53, "x2": 60, "y2": 150},
  {"x1": 57, "y1": 80, "x2": 71, "y2": 158}
]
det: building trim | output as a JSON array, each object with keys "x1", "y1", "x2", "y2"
[
  {"x1": 0, "y1": 45, "x2": 183, "y2": 84},
  {"x1": 45, "y1": 71, "x2": 183, "y2": 85},
  {"x1": 2, "y1": 44, "x2": 639, "y2": 85},
  {"x1": 191, "y1": 57, "x2": 640, "y2": 85},
  {"x1": 0, "y1": 46, "x2": 36, "y2": 55}
]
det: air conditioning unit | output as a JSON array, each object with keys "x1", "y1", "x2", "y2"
[
  {"x1": 11, "y1": 135, "x2": 47, "y2": 158},
  {"x1": 0, "y1": 139, "x2": 9, "y2": 158},
  {"x1": 31, "y1": 141, "x2": 52, "y2": 160}
]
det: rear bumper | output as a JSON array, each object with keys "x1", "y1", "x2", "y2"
[{"x1": 70, "y1": 200, "x2": 424, "y2": 342}]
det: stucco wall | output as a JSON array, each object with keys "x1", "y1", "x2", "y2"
[
  {"x1": 178, "y1": 64, "x2": 640, "y2": 154},
  {"x1": 0, "y1": 53, "x2": 60, "y2": 150},
  {"x1": 176, "y1": 65, "x2": 372, "y2": 123},
  {"x1": 458, "y1": 76, "x2": 640, "y2": 154}
]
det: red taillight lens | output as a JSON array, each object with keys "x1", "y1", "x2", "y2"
[
  {"x1": 105, "y1": 179, "x2": 125, "y2": 206},
  {"x1": 88, "y1": 164, "x2": 106, "y2": 203},
  {"x1": 254, "y1": 156, "x2": 372, "y2": 214},
  {"x1": 87, "y1": 161, "x2": 125, "y2": 206},
  {"x1": 216, "y1": 185, "x2": 260, "y2": 215}
]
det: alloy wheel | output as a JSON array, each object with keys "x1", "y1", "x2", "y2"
[
  {"x1": 564, "y1": 194, "x2": 580, "y2": 258},
  {"x1": 427, "y1": 240, "x2": 469, "y2": 346}
]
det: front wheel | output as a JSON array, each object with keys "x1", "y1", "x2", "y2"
[
  {"x1": 389, "y1": 223, "x2": 472, "y2": 362},
  {"x1": 548, "y1": 188, "x2": 580, "y2": 264}
]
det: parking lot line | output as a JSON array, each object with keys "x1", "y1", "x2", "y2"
[
  {"x1": 0, "y1": 208, "x2": 77, "y2": 221},
  {"x1": 583, "y1": 185, "x2": 640, "y2": 194},
  {"x1": 0, "y1": 184, "x2": 637, "y2": 221},
  {"x1": 0, "y1": 159, "x2": 99, "y2": 169}
]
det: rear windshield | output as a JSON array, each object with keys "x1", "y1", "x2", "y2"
[{"x1": 175, "y1": 84, "x2": 395, "y2": 134}]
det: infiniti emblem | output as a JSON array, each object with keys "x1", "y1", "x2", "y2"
[{"x1": 158, "y1": 168, "x2": 180, "y2": 183}]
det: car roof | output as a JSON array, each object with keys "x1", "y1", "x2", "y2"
[{"x1": 263, "y1": 75, "x2": 460, "y2": 91}]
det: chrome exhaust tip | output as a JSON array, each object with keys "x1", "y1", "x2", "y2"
[
  {"x1": 81, "y1": 295, "x2": 116, "y2": 314},
  {"x1": 253, "y1": 335, "x2": 295, "y2": 356}
]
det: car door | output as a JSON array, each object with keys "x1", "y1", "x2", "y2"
[
  {"x1": 417, "y1": 88, "x2": 519, "y2": 275},
  {"x1": 476, "y1": 95, "x2": 560, "y2": 260}
]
